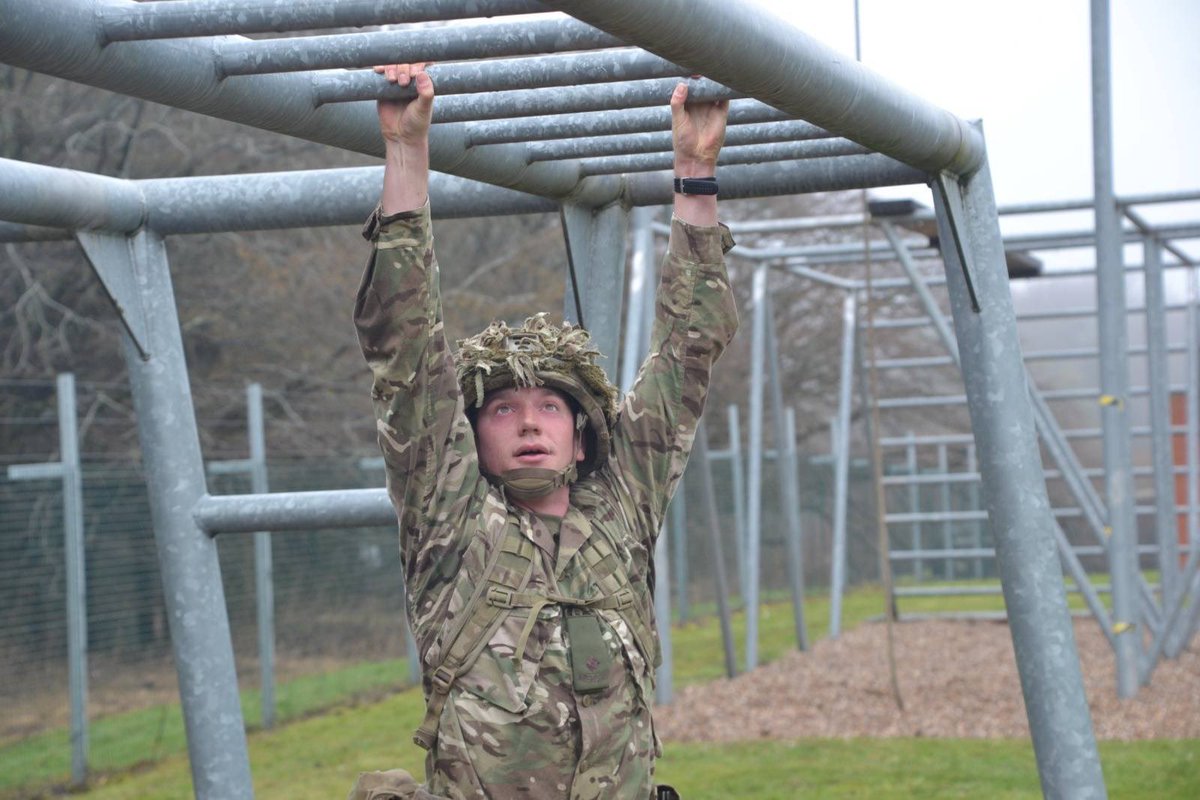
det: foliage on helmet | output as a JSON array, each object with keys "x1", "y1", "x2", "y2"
[{"x1": 454, "y1": 313, "x2": 619, "y2": 431}]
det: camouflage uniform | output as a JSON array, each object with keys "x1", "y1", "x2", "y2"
[{"x1": 354, "y1": 202, "x2": 737, "y2": 800}]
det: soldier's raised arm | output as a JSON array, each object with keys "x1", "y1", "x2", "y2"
[
  {"x1": 669, "y1": 80, "x2": 727, "y2": 227},
  {"x1": 375, "y1": 62, "x2": 434, "y2": 213}
]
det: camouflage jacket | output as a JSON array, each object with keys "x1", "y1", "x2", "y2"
[{"x1": 355, "y1": 202, "x2": 737, "y2": 800}]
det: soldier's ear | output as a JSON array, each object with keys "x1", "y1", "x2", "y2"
[{"x1": 575, "y1": 428, "x2": 586, "y2": 462}]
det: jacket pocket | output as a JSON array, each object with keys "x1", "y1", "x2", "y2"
[{"x1": 455, "y1": 608, "x2": 551, "y2": 714}]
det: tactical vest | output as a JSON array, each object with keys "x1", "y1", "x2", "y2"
[{"x1": 413, "y1": 513, "x2": 660, "y2": 751}]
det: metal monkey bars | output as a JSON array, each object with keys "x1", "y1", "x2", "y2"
[{"x1": 0, "y1": 0, "x2": 1126, "y2": 796}]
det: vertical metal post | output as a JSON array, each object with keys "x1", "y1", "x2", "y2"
[
  {"x1": 58, "y1": 373, "x2": 88, "y2": 786},
  {"x1": 621, "y1": 206, "x2": 654, "y2": 395},
  {"x1": 1142, "y1": 238, "x2": 1180, "y2": 611},
  {"x1": 938, "y1": 443, "x2": 951, "y2": 579},
  {"x1": 829, "y1": 293, "x2": 857, "y2": 638},
  {"x1": 121, "y1": 230, "x2": 253, "y2": 799},
  {"x1": 906, "y1": 432, "x2": 922, "y2": 580},
  {"x1": 727, "y1": 404, "x2": 749, "y2": 609},
  {"x1": 744, "y1": 263, "x2": 768, "y2": 669},
  {"x1": 560, "y1": 203, "x2": 628, "y2": 383},
  {"x1": 694, "y1": 419, "x2": 738, "y2": 677},
  {"x1": 246, "y1": 383, "x2": 276, "y2": 730},
  {"x1": 765, "y1": 290, "x2": 808, "y2": 651},
  {"x1": 967, "y1": 444, "x2": 983, "y2": 578},
  {"x1": 933, "y1": 145, "x2": 1106, "y2": 796},
  {"x1": 671, "y1": 490, "x2": 689, "y2": 623},
  {"x1": 1182, "y1": 264, "x2": 1200, "y2": 650},
  {"x1": 1092, "y1": 0, "x2": 1141, "y2": 698}
]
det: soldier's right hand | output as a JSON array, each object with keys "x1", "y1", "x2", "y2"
[{"x1": 374, "y1": 62, "x2": 435, "y2": 147}]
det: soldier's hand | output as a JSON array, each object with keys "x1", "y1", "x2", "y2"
[
  {"x1": 670, "y1": 80, "x2": 728, "y2": 175},
  {"x1": 374, "y1": 62, "x2": 434, "y2": 147}
]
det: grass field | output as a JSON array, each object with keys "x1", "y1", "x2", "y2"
[{"x1": 3, "y1": 584, "x2": 1197, "y2": 799}]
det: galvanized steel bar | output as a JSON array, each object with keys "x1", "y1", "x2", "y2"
[
  {"x1": 121, "y1": 229, "x2": 253, "y2": 799},
  {"x1": 541, "y1": 0, "x2": 984, "y2": 175},
  {"x1": 1183, "y1": 266, "x2": 1200, "y2": 653},
  {"x1": 577, "y1": 139, "x2": 870, "y2": 176},
  {"x1": 620, "y1": 207, "x2": 654, "y2": 395},
  {"x1": 932, "y1": 148, "x2": 1106, "y2": 795},
  {"x1": 1092, "y1": 0, "x2": 1141, "y2": 699},
  {"x1": 559, "y1": 203, "x2": 628, "y2": 382},
  {"x1": 625, "y1": 156, "x2": 925, "y2": 206},
  {"x1": 526, "y1": 120, "x2": 830, "y2": 162},
  {"x1": 101, "y1": 0, "x2": 546, "y2": 41},
  {"x1": 694, "y1": 420, "x2": 738, "y2": 678},
  {"x1": 0, "y1": 2, "x2": 615, "y2": 205},
  {"x1": 765, "y1": 292, "x2": 808, "y2": 652},
  {"x1": 58, "y1": 374, "x2": 88, "y2": 786},
  {"x1": 216, "y1": 19, "x2": 623, "y2": 76},
  {"x1": 726, "y1": 404, "x2": 749, "y2": 611},
  {"x1": 246, "y1": 384, "x2": 277, "y2": 730},
  {"x1": 464, "y1": 99, "x2": 790, "y2": 146},
  {"x1": 744, "y1": 263, "x2": 768, "y2": 670},
  {"x1": 828, "y1": 293, "x2": 856, "y2": 638},
  {"x1": 1143, "y1": 238, "x2": 1181, "y2": 611},
  {"x1": 938, "y1": 443, "x2": 952, "y2": 577},
  {"x1": 194, "y1": 488, "x2": 396, "y2": 533},
  {"x1": 967, "y1": 444, "x2": 984, "y2": 578},
  {"x1": 431, "y1": 77, "x2": 738, "y2": 124},
  {"x1": 906, "y1": 433, "x2": 923, "y2": 579},
  {"x1": 314, "y1": 49, "x2": 689, "y2": 104}
]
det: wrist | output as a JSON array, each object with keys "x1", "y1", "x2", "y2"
[{"x1": 674, "y1": 158, "x2": 717, "y2": 177}]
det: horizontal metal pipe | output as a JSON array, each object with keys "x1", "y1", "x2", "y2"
[
  {"x1": 525, "y1": 119, "x2": 830, "y2": 162},
  {"x1": 430, "y1": 76, "x2": 739, "y2": 124},
  {"x1": 464, "y1": 99, "x2": 790, "y2": 145},
  {"x1": 217, "y1": 19, "x2": 623, "y2": 76},
  {"x1": 0, "y1": 158, "x2": 147, "y2": 233},
  {"x1": 139, "y1": 167, "x2": 555, "y2": 233},
  {"x1": 625, "y1": 155, "x2": 926, "y2": 205},
  {"x1": 313, "y1": 48, "x2": 690, "y2": 104},
  {"x1": 101, "y1": 0, "x2": 545, "y2": 41},
  {"x1": 194, "y1": 489, "x2": 395, "y2": 533},
  {"x1": 997, "y1": 189, "x2": 1200, "y2": 216},
  {"x1": 879, "y1": 384, "x2": 1184, "y2": 409},
  {"x1": 577, "y1": 138, "x2": 870, "y2": 175},
  {"x1": 0, "y1": 0, "x2": 610, "y2": 204},
  {"x1": 542, "y1": 0, "x2": 984, "y2": 174},
  {"x1": 0, "y1": 160, "x2": 556, "y2": 234},
  {"x1": 0, "y1": 220, "x2": 73, "y2": 242}
]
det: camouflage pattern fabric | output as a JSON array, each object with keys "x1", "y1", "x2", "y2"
[{"x1": 354, "y1": 201, "x2": 738, "y2": 800}]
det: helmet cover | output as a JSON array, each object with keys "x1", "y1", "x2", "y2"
[{"x1": 455, "y1": 313, "x2": 619, "y2": 478}]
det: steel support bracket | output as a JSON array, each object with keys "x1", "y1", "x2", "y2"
[
  {"x1": 76, "y1": 230, "x2": 152, "y2": 359},
  {"x1": 932, "y1": 171, "x2": 981, "y2": 312},
  {"x1": 560, "y1": 202, "x2": 629, "y2": 382}
]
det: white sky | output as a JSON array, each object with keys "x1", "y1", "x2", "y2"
[{"x1": 746, "y1": 0, "x2": 1199, "y2": 208}]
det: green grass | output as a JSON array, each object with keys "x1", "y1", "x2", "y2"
[{"x1": 3, "y1": 583, "x2": 1197, "y2": 799}]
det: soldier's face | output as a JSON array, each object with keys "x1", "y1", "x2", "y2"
[{"x1": 475, "y1": 386, "x2": 585, "y2": 476}]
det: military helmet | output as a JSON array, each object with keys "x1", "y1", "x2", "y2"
[{"x1": 455, "y1": 313, "x2": 619, "y2": 479}]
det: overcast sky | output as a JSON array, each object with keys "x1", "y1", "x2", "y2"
[{"x1": 746, "y1": 0, "x2": 1200, "y2": 259}]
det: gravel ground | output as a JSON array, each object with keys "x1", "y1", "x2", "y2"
[{"x1": 655, "y1": 618, "x2": 1200, "y2": 742}]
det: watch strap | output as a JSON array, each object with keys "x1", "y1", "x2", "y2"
[{"x1": 673, "y1": 176, "x2": 718, "y2": 196}]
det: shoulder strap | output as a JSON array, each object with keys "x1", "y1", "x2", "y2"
[{"x1": 413, "y1": 521, "x2": 537, "y2": 751}]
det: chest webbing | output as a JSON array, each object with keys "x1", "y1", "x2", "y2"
[{"x1": 413, "y1": 515, "x2": 659, "y2": 751}]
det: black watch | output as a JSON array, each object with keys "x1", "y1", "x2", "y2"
[{"x1": 673, "y1": 176, "x2": 718, "y2": 196}]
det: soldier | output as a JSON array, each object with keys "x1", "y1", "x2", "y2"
[{"x1": 353, "y1": 63, "x2": 737, "y2": 800}]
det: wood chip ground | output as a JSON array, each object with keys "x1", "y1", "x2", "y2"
[{"x1": 655, "y1": 618, "x2": 1200, "y2": 742}]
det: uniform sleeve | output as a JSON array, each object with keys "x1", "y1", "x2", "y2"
[
  {"x1": 353, "y1": 202, "x2": 483, "y2": 602},
  {"x1": 610, "y1": 215, "x2": 739, "y2": 543}
]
